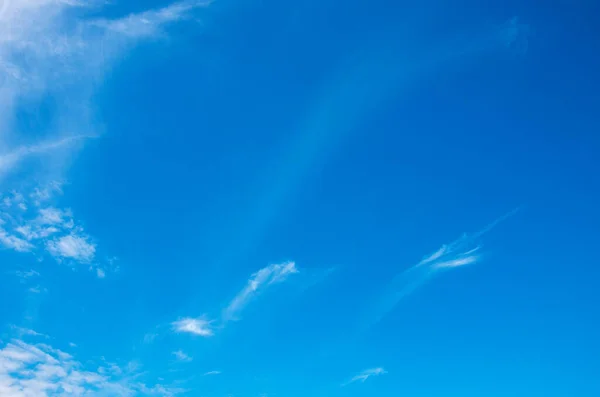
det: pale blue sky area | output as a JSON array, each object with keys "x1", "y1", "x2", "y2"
[{"x1": 1, "y1": 0, "x2": 599, "y2": 396}]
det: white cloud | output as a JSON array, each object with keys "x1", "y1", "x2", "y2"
[
  {"x1": 1, "y1": 0, "x2": 208, "y2": 275},
  {"x1": 14, "y1": 269, "x2": 40, "y2": 280},
  {"x1": 92, "y1": 0, "x2": 212, "y2": 38},
  {"x1": 0, "y1": 0, "x2": 208, "y2": 181},
  {"x1": 10, "y1": 326, "x2": 48, "y2": 339},
  {"x1": 46, "y1": 233, "x2": 96, "y2": 263},
  {"x1": 0, "y1": 184, "x2": 115, "y2": 274},
  {"x1": 366, "y1": 209, "x2": 519, "y2": 330},
  {"x1": 30, "y1": 182, "x2": 63, "y2": 206},
  {"x1": 28, "y1": 285, "x2": 47, "y2": 294},
  {"x1": 203, "y1": 370, "x2": 221, "y2": 376},
  {"x1": 0, "y1": 136, "x2": 89, "y2": 179},
  {"x1": 170, "y1": 262, "x2": 299, "y2": 339},
  {"x1": 172, "y1": 317, "x2": 214, "y2": 337},
  {"x1": 344, "y1": 367, "x2": 387, "y2": 386},
  {"x1": 0, "y1": 228, "x2": 34, "y2": 252},
  {"x1": 38, "y1": 207, "x2": 70, "y2": 226},
  {"x1": 172, "y1": 350, "x2": 192, "y2": 362},
  {"x1": 223, "y1": 261, "x2": 298, "y2": 321},
  {"x1": 0, "y1": 339, "x2": 184, "y2": 396}
]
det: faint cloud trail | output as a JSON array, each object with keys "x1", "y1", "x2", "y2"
[
  {"x1": 170, "y1": 262, "x2": 299, "y2": 338},
  {"x1": 365, "y1": 207, "x2": 520, "y2": 331},
  {"x1": 0, "y1": 135, "x2": 91, "y2": 179},
  {"x1": 0, "y1": 0, "x2": 209, "y2": 183},
  {"x1": 342, "y1": 367, "x2": 387, "y2": 386},
  {"x1": 217, "y1": 16, "x2": 529, "y2": 270}
]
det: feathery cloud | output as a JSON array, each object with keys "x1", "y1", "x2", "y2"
[
  {"x1": 366, "y1": 208, "x2": 520, "y2": 330},
  {"x1": 223, "y1": 261, "x2": 298, "y2": 321},
  {"x1": 0, "y1": 136, "x2": 89, "y2": 179},
  {"x1": 0, "y1": 227, "x2": 34, "y2": 252},
  {"x1": 143, "y1": 333, "x2": 158, "y2": 344},
  {"x1": 93, "y1": 0, "x2": 211, "y2": 38},
  {"x1": 0, "y1": 0, "x2": 208, "y2": 181},
  {"x1": 0, "y1": 183, "x2": 111, "y2": 276},
  {"x1": 9, "y1": 326, "x2": 48, "y2": 339},
  {"x1": 172, "y1": 317, "x2": 214, "y2": 337},
  {"x1": 203, "y1": 370, "x2": 221, "y2": 376},
  {"x1": 172, "y1": 350, "x2": 192, "y2": 363},
  {"x1": 171, "y1": 262, "x2": 299, "y2": 339},
  {"x1": 14, "y1": 269, "x2": 40, "y2": 280},
  {"x1": 344, "y1": 367, "x2": 387, "y2": 386}
]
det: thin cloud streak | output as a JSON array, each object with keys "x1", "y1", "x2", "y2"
[
  {"x1": 172, "y1": 262, "x2": 299, "y2": 339},
  {"x1": 366, "y1": 208, "x2": 519, "y2": 330},
  {"x1": 223, "y1": 261, "x2": 298, "y2": 321},
  {"x1": 0, "y1": 0, "x2": 208, "y2": 181},
  {"x1": 343, "y1": 367, "x2": 387, "y2": 386},
  {"x1": 0, "y1": 135, "x2": 89, "y2": 177},
  {"x1": 172, "y1": 350, "x2": 192, "y2": 362},
  {"x1": 93, "y1": 0, "x2": 212, "y2": 38}
]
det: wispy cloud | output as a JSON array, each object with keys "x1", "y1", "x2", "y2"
[
  {"x1": 203, "y1": 370, "x2": 221, "y2": 376},
  {"x1": 0, "y1": 183, "x2": 111, "y2": 276},
  {"x1": 0, "y1": 136, "x2": 89, "y2": 179},
  {"x1": 0, "y1": 0, "x2": 208, "y2": 181},
  {"x1": 0, "y1": 227, "x2": 34, "y2": 252},
  {"x1": 143, "y1": 332, "x2": 159, "y2": 344},
  {"x1": 0, "y1": 338, "x2": 184, "y2": 396},
  {"x1": 93, "y1": 0, "x2": 212, "y2": 38},
  {"x1": 343, "y1": 367, "x2": 387, "y2": 386},
  {"x1": 223, "y1": 261, "x2": 298, "y2": 321},
  {"x1": 172, "y1": 350, "x2": 192, "y2": 362},
  {"x1": 171, "y1": 261, "x2": 299, "y2": 339},
  {"x1": 46, "y1": 233, "x2": 96, "y2": 263},
  {"x1": 28, "y1": 285, "x2": 47, "y2": 294},
  {"x1": 13, "y1": 269, "x2": 41, "y2": 280},
  {"x1": 172, "y1": 317, "x2": 214, "y2": 337},
  {"x1": 366, "y1": 208, "x2": 520, "y2": 330},
  {"x1": 1, "y1": 0, "x2": 207, "y2": 265},
  {"x1": 10, "y1": 325, "x2": 48, "y2": 339}
]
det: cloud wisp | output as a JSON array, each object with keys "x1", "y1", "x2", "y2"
[
  {"x1": 218, "y1": 16, "x2": 529, "y2": 274},
  {"x1": 0, "y1": 0, "x2": 208, "y2": 182},
  {"x1": 343, "y1": 367, "x2": 387, "y2": 386},
  {"x1": 0, "y1": 183, "x2": 114, "y2": 276},
  {"x1": 172, "y1": 350, "x2": 192, "y2": 363},
  {"x1": 0, "y1": 136, "x2": 91, "y2": 180},
  {"x1": 172, "y1": 261, "x2": 299, "y2": 338},
  {"x1": 172, "y1": 317, "x2": 214, "y2": 337},
  {"x1": 223, "y1": 261, "x2": 298, "y2": 322},
  {"x1": 366, "y1": 208, "x2": 520, "y2": 330},
  {"x1": 9, "y1": 325, "x2": 49, "y2": 339}
]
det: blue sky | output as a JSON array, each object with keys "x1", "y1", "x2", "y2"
[{"x1": 1, "y1": 0, "x2": 599, "y2": 396}]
